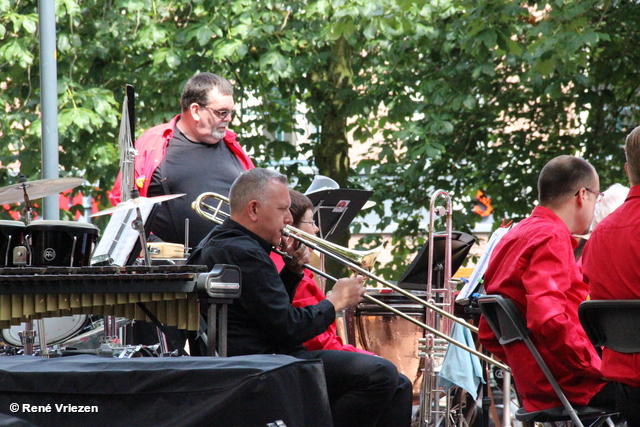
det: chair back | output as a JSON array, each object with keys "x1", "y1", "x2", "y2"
[
  {"x1": 477, "y1": 294, "x2": 531, "y2": 345},
  {"x1": 579, "y1": 299, "x2": 640, "y2": 353},
  {"x1": 478, "y1": 294, "x2": 585, "y2": 426}
]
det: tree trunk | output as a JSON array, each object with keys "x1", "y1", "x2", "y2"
[{"x1": 309, "y1": 36, "x2": 354, "y2": 287}]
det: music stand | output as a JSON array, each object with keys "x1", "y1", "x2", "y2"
[
  {"x1": 92, "y1": 205, "x2": 154, "y2": 266},
  {"x1": 397, "y1": 231, "x2": 475, "y2": 291},
  {"x1": 305, "y1": 188, "x2": 373, "y2": 243}
]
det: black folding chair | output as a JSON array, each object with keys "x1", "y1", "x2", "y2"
[
  {"x1": 579, "y1": 299, "x2": 640, "y2": 354},
  {"x1": 478, "y1": 294, "x2": 618, "y2": 427}
]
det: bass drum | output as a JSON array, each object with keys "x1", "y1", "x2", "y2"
[
  {"x1": 1, "y1": 315, "x2": 89, "y2": 347},
  {"x1": 353, "y1": 290, "x2": 427, "y2": 403},
  {"x1": 26, "y1": 220, "x2": 99, "y2": 267}
]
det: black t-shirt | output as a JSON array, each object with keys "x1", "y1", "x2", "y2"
[{"x1": 147, "y1": 126, "x2": 244, "y2": 247}]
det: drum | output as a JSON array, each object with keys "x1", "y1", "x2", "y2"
[
  {"x1": 353, "y1": 290, "x2": 427, "y2": 403},
  {"x1": 0, "y1": 220, "x2": 26, "y2": 267},
  {"x1": 1, "y1": 315, "x2": 89, "y2": 347},
  {"x1": 143, "y1": 242, "x2": 187, "y2": 266},
  {"x1": 26, "y1": 220, "x2": 99, "y2": 267}
]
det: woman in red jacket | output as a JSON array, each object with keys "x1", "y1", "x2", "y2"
[{"x1": 271, "y1": 190, "x2": 374, "y2": 355}]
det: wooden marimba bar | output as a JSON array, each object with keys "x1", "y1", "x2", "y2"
[{"x1": 0, "y1": 265, "x2": 210, "y2": 331}]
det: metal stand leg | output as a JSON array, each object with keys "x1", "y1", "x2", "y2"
[
  {"x1": 37, "y1": 319, "x2": 48, "y2": 358},
  {"x1": 21, "y1": 321, "x2": 35, "y2": 356},
  {"x1": 203, "y1": 299, "x2": 232, "y2": 357},
  {"x1": 207, "y1": 303, "x2": 218, "y2": 357},
  {"x1": 502, "y1": 370, "x2": 512, "y2": 427},
  {"x1": 157, "y1": 327, "x2": 169, "y2": 355}
]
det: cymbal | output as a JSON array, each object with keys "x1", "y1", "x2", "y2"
[
  {"x1": 0, "y1": 177, "x2": 84, "y2": 205},
  {"x1": 91, "y1": 193, "x2": 186, "y2": 217}
]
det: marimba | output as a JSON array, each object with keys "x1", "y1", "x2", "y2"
[{"x1": 0, "y1": 264, "x2": 241, "y2": 355}]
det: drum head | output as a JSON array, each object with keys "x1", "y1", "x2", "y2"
[
  {"x1": 0, "y1": 220, "x2": 26, "y2": 228},
  {"x1": 1, "y1": 315, "x2": 88, "y2": 347},
  {"x1": 26, "y1": 220, "x2": 99, "y2": 232}
]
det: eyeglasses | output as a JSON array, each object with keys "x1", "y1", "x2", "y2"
[
  {"x1": 202, "y1": 105, "x2": 236, "y2": 119},
  {"x1": 299, "y1": 220, "x2": 317, "y2": 226},
  {"x1": 574, "y1": 188, "x2": 604, "y2": 203}
]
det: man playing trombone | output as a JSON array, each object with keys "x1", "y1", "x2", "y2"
[{"x1": 188, "y1": 168, "x2": 412, "y2": 427}]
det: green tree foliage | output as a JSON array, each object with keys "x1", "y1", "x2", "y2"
[
  {"x1": 358, "y1": 0, "x2": 640, "y2": 278},
  {"x1": 1, "y1": 0, "x2": 639, "y2": 279}
]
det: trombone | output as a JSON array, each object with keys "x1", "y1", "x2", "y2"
[{"x1": 191, "y1": 192, "x2": 509, "y2": 372}]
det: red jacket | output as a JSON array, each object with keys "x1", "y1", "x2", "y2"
[
  {"x1": 478, "y1": 206, "x2": 607, "y2": 412},
  {"x1": 110, "y1": 115, "x2": 254, "y2": 205},
  {"x1": 583, "y1": 185, "x2": 640, "y2": 387}
]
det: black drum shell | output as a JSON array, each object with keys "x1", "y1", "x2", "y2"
[
  {"x1": 27, "y1": 220, "x2": 99, "y2": 267},
  {"x1": 0, "y1": 220, "x2": 26, "y2": 267}
]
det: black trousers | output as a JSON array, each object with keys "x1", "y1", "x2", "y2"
[
  {"x1": 293, "y1": 349, "x2": 413, "y2": 427},
  {"x1": 613, "y1": 382, "x2": 640, "y2": 427}
]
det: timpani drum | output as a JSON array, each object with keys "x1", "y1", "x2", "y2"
[
  {"x1": 1, "y1": 316, "x2": 89, "y2": 347},
  {"x1": 0, "y1": 220, "x2": 26, "y2": 267},
  {"x1": 353, "y1": 290, "x2": 427, "y2": 403},
  {"x1": 26, "y1": 220, "x2": 99, "y2": 267}
]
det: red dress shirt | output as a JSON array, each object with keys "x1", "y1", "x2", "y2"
[
  {"x1": 582, "y1": 184, "x2": 640, "y2": 387},
  {"x1": 271, "y1": 253, "x2": 374, "y2": 355},
  {"x1": 478, "y1": 206, "x2": 607, "y2": 412}
]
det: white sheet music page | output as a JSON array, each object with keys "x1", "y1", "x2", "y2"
[
  {"x1": 92, "y1": 205, "x2": 153, "y2": 266},
  {"x1": 456, "y1": 226, "x2": 510, "y2": 303}
]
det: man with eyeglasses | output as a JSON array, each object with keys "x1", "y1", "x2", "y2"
[
  {"x1": 111, "y1": 72, "x2": 254, "y2": 247},
  {"x1": 109, "y1": 73, "x2": 253, "y2": 354},
  {"x1": 478, "y1": 155, "x2": 616, "y2": 413},
  {"x1": 582, "y1": 125, "x2": 640, "y2": 425}
]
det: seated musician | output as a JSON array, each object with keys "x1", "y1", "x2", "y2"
[
  {"x1": 573, "y1": 183, "x2": 628, "y2": 262},
  {"x1": 478, "y1": 155, "x2": 617, "y2": 413},
  {"x1": 270, "y1": 189, "x2": 374, "y2": 355},
  {"x1": 187, "y1": 168, "x2": 412, "y2": 427},
  {"x1": 582, "y1": 125, "x2": 640, "y2": 426}
]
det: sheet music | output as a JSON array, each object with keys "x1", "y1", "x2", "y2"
[
  {"x1": 456, "y1": 226, "x2": 510, "y2": 302},
  {"x1": 93, "y1": 205, "x2": 153, "y2": 266}
]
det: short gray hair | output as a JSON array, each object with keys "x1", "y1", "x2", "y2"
[
  {"x1": 591, "y1": 183, "x2": 629, "y2": 230},
  {"x1": 229, "y1": 168, "x2": 288, "y2": 213}
]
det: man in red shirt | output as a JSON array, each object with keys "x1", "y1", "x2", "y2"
[
  {"x1": 478, "y1": 155, "x2": 615, "y2": 412},
  {"x1": 582, "y1": 125, "x2": 640, "y2": 425}
]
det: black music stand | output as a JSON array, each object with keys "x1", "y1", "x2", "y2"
[
  {"x1": 397, "y1": 231, "x2": 475, "y2": 291},
  {"x1": 305, "y1": 188, "x2": 373, "y2": 243}
]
